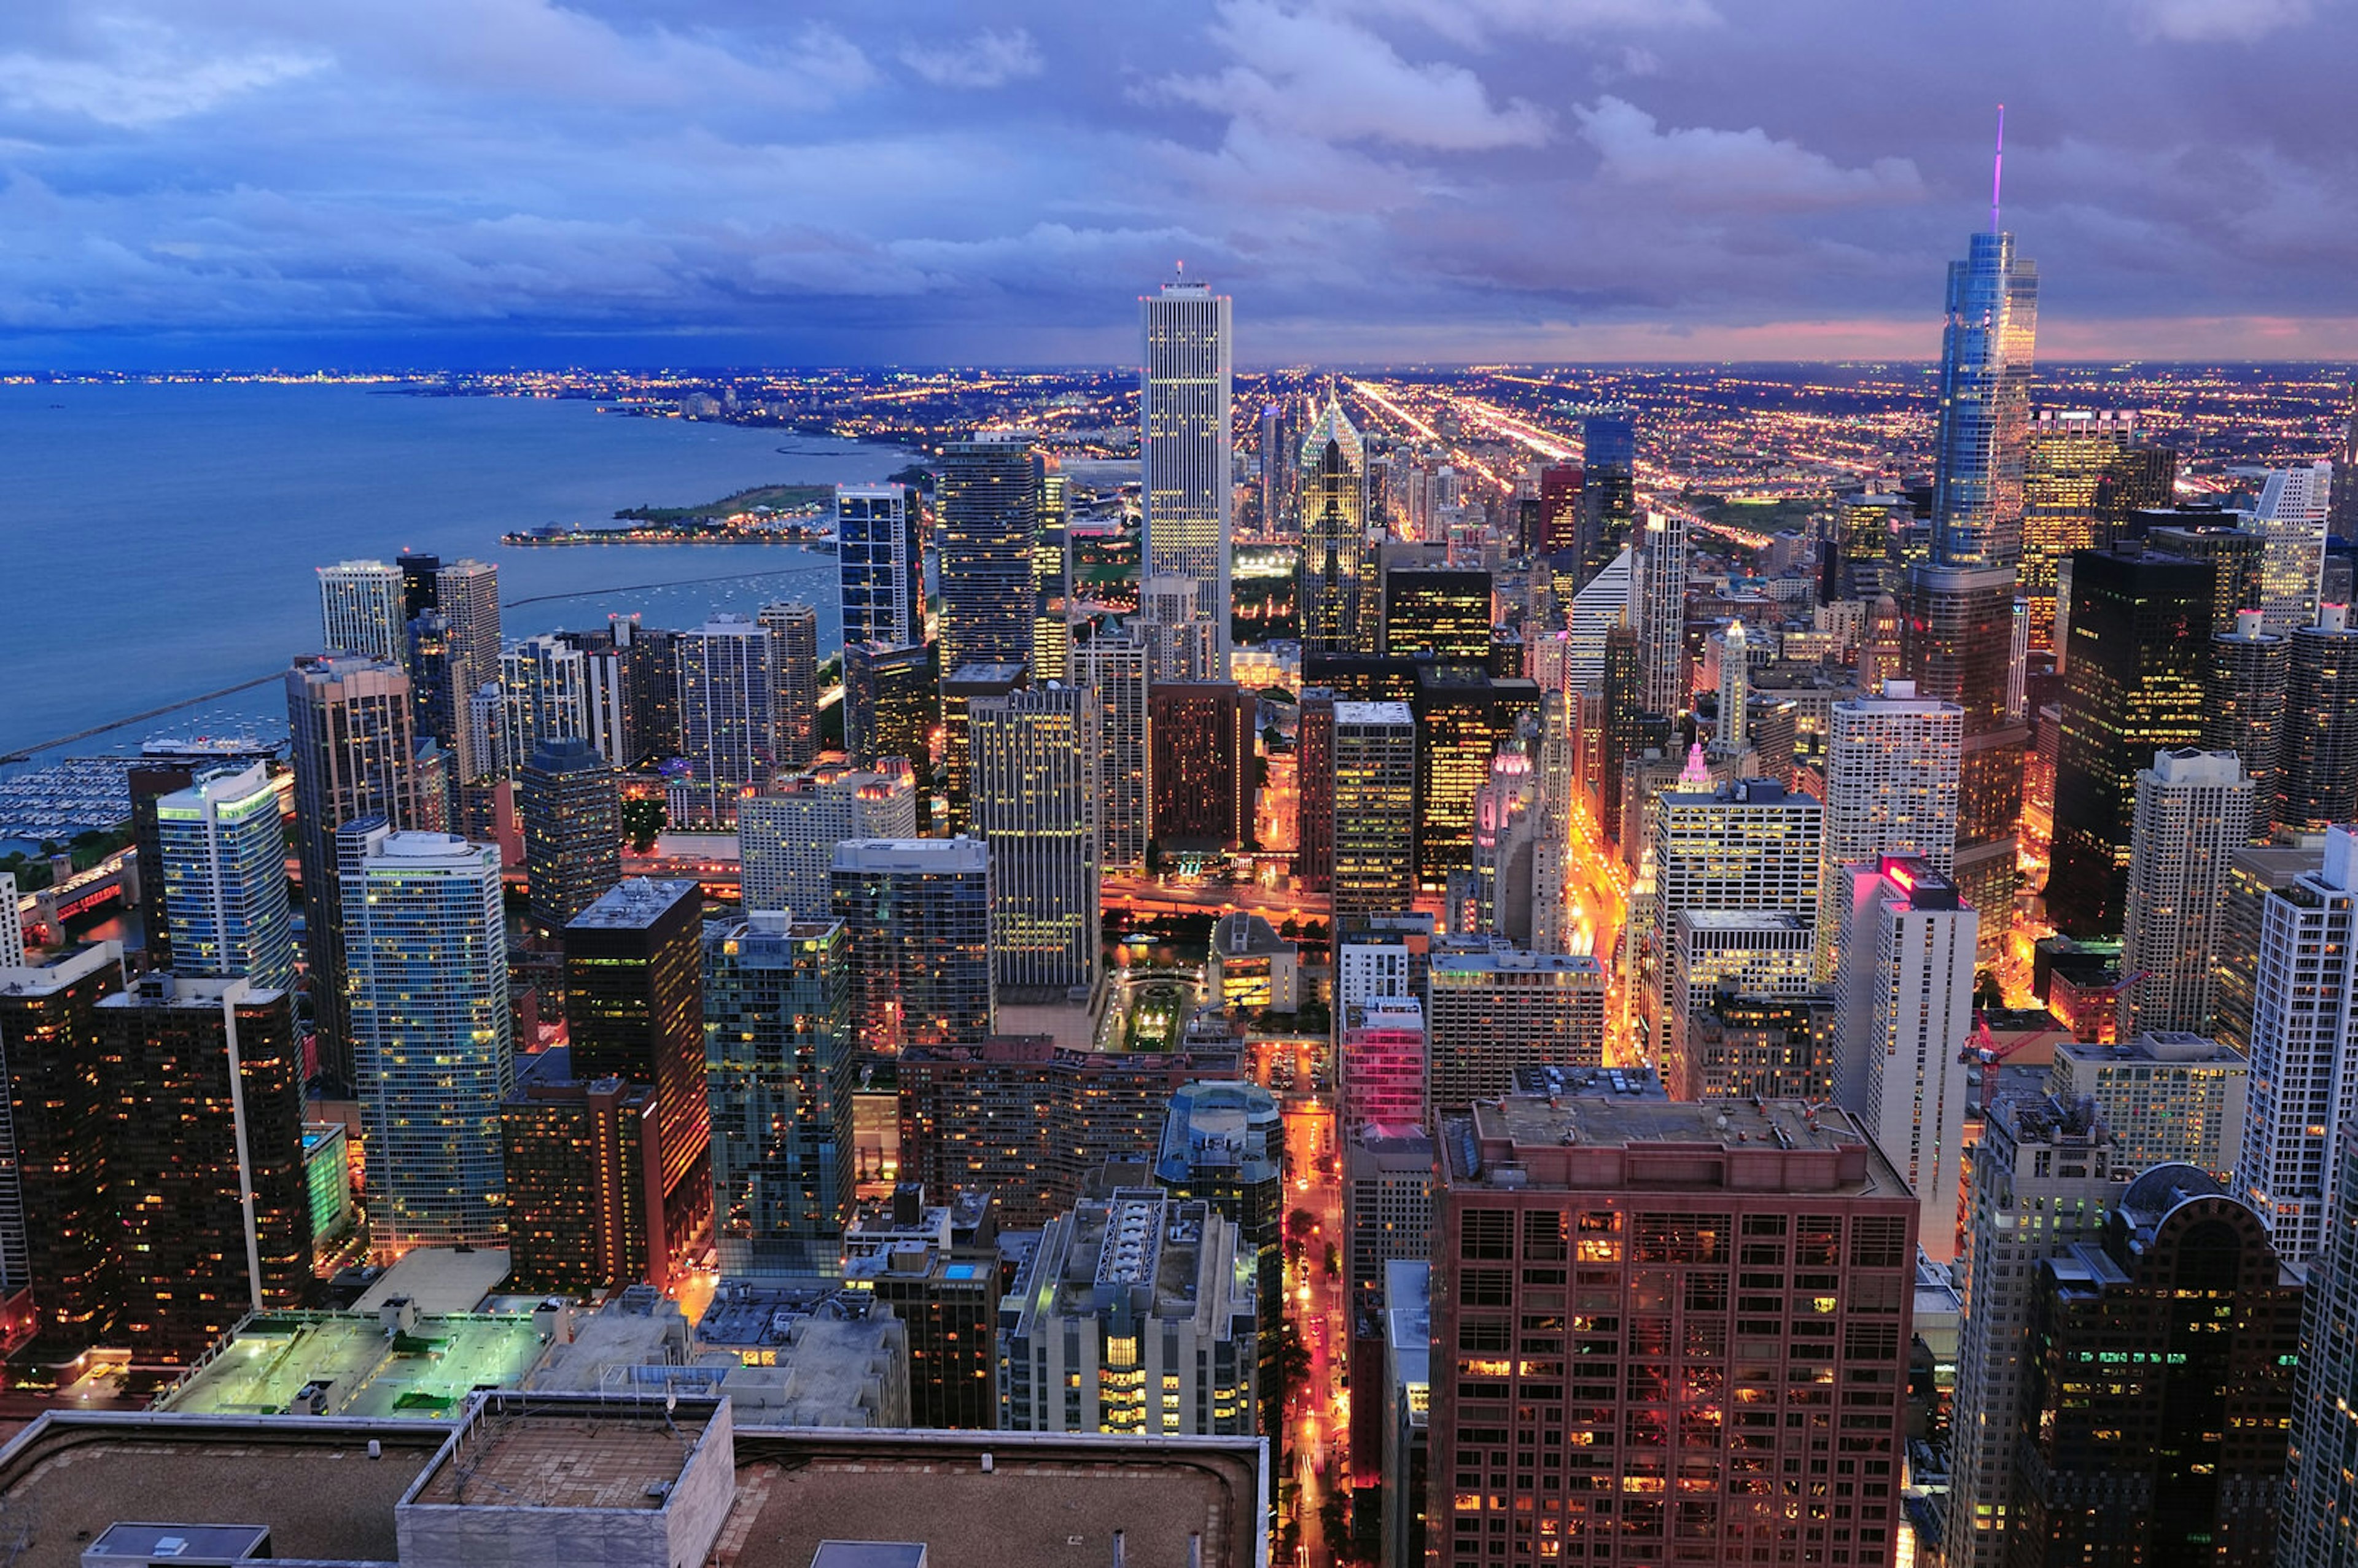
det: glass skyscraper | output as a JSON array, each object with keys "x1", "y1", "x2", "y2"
[
  {"x1": 836, "y1": 482, "x2": 924, "y2": 650},
  {"x1": 1298, "y1": 394, "x2": 1367, "y2": 656},
  {"x1": 1932, "y1": 231, "x2": 2039, "y2": 571},
  {"x1": 938, "y1": 433, "x2": 1040, "y2": 673},
  {"x1": 153, "y1": 762, "x2": 297, "y2": 996},
  {"x1": 1141, "y1": 276, "x2": 1234, "y2": 676},
  {"x1": 829, "y1": 837, "x2": 995, "y2": 1053}
]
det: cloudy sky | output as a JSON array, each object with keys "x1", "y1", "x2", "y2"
[{"x1": 1, "y1": 0, "x2": 2352, "y2": 368}]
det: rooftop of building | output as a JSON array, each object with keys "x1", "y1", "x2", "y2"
[
  {"x1": 942, "y1": 662, "x2": 1028, "y2": 688},
  {"x1": 1331, "y1": 699, "x2": 1413, "y2": 724},
  {"x1": 567, "y1": 876, "x2": 700, "y2": 929},
  {"x1": 1044, "y1": 1189, "x2": 1226, "y2": 1322},
  {"x1": 1672, "y1": 910, "x2": 1811, "y2": 934},
  {"x1": 1211, "y1": 911, "x2": 1293, "y2": 960},
  {"x1": 99, "y1": 972, "x2": 286, "y2": 1012},
  {"x1": 411, "y1": 1395, "x2": 715, "y2": 1510},
  {"x1": 354, "y1": 1248, "x2": 515, "y2": 1314},
  {"x1": 1428, "y1": 950, "x2": 1605, "y2": 979},
  {"x1": 525, "y1": 1288, "x2": 691, "y2": 1394},
  {"x1": 1660, "y1": 776, "x2": 1815, "y2": 807},
  {"x1": 156, "y1": 1308, "x2": 548, "y2": 1421},
  {"x1": 1985, "y1": 1092, "x2": 2114, "y2": 1149},
  {"x1": 1383, "y1": 1260, "x2": 1431, "y2": 1380},
  {"x1": 1158, "y1": 1082, "x2": 1281, "y2": 1183},
  {"x1": 1508, "y1": 1064, "x2": 1665, "y2": 1100},
  {"x1": 1449, "y1": 1097, "x2": 1909, "y2": 1199},
  {"x1": 831, "y1": 837, "x2": 990, "y2": 873},
  {"x1": 0, "y1": 941, "x2": 121, "y2": 996},
  {"x1": 2055, "y1": 1032, "x2": 2247, "y2": 1069}
]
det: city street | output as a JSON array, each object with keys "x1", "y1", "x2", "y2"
[{"x1": 1281, "y1": 1082, "x2": 1344, "y2": 1566}]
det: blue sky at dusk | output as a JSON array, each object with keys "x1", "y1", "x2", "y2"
[{"x1": 1, "y1": 0, "x2": 2351, "y2": 368}]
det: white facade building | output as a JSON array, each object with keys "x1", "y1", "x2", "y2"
[
  {"x1": 971, "y1": 685, "x2": 1101, "y2": 992},
  {"x1": 1140, "y1": 278, "x2": 1234, "y2": 677},
  {"x1": 737, "y1": 763, "x2": 919, "y2": 918},
  {"x1": 317, "y1": 560, "x2": 405, "y2": 663},
  {"x1": 1816, "y1": 681, "x2": 1964, "y2": 980},
  {"x1": 2119, "y1": 748, "x2": 2252, "y2": 1038}
]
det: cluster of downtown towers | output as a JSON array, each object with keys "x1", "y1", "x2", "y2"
[{"x1": 12, "y1": 220, "x2": 2358, "y2": 1568}]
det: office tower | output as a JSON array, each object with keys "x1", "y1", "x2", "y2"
[
  {"x1": 1562, "y1": 547, "x2": 1633, "y2": 689},
  {"x1": 1299, "y1": 394, "x2": 1368, "y2": 656},
  {"x1": 759, "y1": 601, "x2": 820, "y2": 770},
  {"x1": 316, "y1": 559, "x2": 405, "y2": 661},
  {"x1": 1031, "y1": 464, "x2": 1070, "y2": 681},
  {"x1": 2249, "y1": 460, "x2": 2333, "y2": 634},
  {"x1": 2047, "y1": 549, "x2": 2212, "y2": 938},
  {"x1": 941, "y1": 661, "x2": 1027, "y2": 835},
  {"x1": 397, "y1": 549, "x2": 440, "y2": 619},
  {"x1": 1140, "y1": 276, "x2": 1234, "y2": 675},
  {"x1": 1682, "y1": 992, "x2": 1834, "y2": 1101},
  {"x1": 999, "y1": 1187, "x2": 1257, "y2": 1436},
  {"x1": 2233, "y1": 826, "x2": 2358, "y2": 1266},
  {"x1": 1932, "y1": 223, "x2": 2039, "y2": 569},
  {"x1": 2206, "y1": 608, "x2": 2290, "y2": 842},
  {"x1": 1383, "y1": 567, "x2": 1491, "y2": 660},
  {"x1": 2047, "y1": 1033, "x2": 2247, "y2": 1181},
  {"x1": 517, "y1": 737, "x2": 621, "y2": 931},
  {"x1": 1634, "y1": 511, "x2": 1689, "y2": 716},
  {"x1": 341, "y1": 823, "x2": 513, "y2": 1253},
  {"x1": 738, "y1": 761, "x2": 918, "y2": 918},
  {"x1": 152, "y1": 762, "x2": 297, "y2": 995},
  {"x1": 830, "y1": 838, "x2": 994, "y2": 1052},
  {"x1": 1831, "y1": 855, "x2": 1978, "y2": 1262},
  {"x1": 1711, "y1": 616, "x2": 1749, "y2": 752},
  {"x1": 91, "y1": 974, "x2": 308, "y2": 1365},
  {"x1": 1339, "y1": 998, "x2": 1426, "y2": 1130},
  {"x1": 1578, "y1": 406, "x2": 1638, "y2": 581},
  {"x1": 1134, "y1": 572, "x2": 1213, "y2": 681},
  {"x1": 1425, "y1": 950, "x2": 1606, "y2": 1110},
  {"x1": 2021, "y1": 410, "x2": 2138, "y2": 649},
  {"x1": 2147, "y1": 519, "x2": 2266, "y2": 634},
  {"x1": 940, "y1": 432, "x2": 1040, "y2": 673},
  {"x1": 1903, "y1": 563, "x2": 2027, "y2": 957},
  {"x1": 1648, "y1": 776, "x2": 1823, "y2": 1052},
  {"x1": 1662, "y1": 912, "x2": 1815, "y2": 1095},
  {"x1": 2014, "y1": 1168, "x2": 2298, "y2": 1567},
  {"x1": 1944, "y1": 1095, "x2": 2123, "y2": 1568},
  {"x1": 837, "y1": 483, "x2": 924, "y2": 650},
  {"x1": 1469, "y1": 750, "x2": 1538, "y2": 944},
  {"x1": 1344, "y1": 1123, "x2": 1433, "y2": 1320},
  {"x1": 895, "y1": 1038, "x2": 1243, "y2": 1227},
  {"x1": 1815, "y1": 682, "x2": 1963, "y2": 980},
  {"x1": 1536, "y1": 461, "x2": 1582, "y2": 557},
  {"x1": 1070, "y1": 627, "x2": 1148, "y2": 874},
  {"x1": 1258, "y1": 398, "x2": 1293, "y2": 538},
  {"x1": 1147, "y1": 681, "x2": 1252, "y2": 852},
  {"x1": 674, "y1": 613, "x2": 776, "y2": 829},
  {"x1": 2212, "y1": 842, "x2": 2322, "y2": 1062},
  {"x1": 404, "y1": 608, "x2": 465, "y2": 755},
  {"x1": 1414, "y1": 667, "x2": 1541, "y2": 890},
  {"x1": 703, "y1": 914, "x2": 854, "y2": 1279},
  {"x1": 2117, "y1": 748, "x2": 2249, "y2": 1038},
  {"x1": 0, "y1": 944, "x2": 124, "y2": 1351},
  {"x1": 1154, "y1": 1080, "x2": 1283, "y2": 1429},
  {"x1": 2280, "y1": 603, "x2": 2358, "y2": 836},
  {"x1": 432, "y1": 558, "x2": 502, "y2": 682},
  {"x1": 971, "y1": 685, "x2": 1099, "y2": 992},
  {"x1": 502, "y1": 1074, "x2": 661, "y2": 1293},
  {"x1": 286, "y1": 654, "x2": 430, "y2": 1084},
  {"x1": 842, "y1": 640, "x2": 934, "y2": 774},
  {"x1": 499, "y1": 632, "x2": 589, "y2": 768},
  {"x1": 1331, "y1": 700, "x2": 1418, "y2": 921},
  {"x1": 1294, "y1": 688, "x2": 1337, "y2": 891},
  {"x1": 1429, "y1": 1096, "x2": 1915, "y2": 1568},
  {"x1": 632, "y1": 621, "x2": 685, "y2": 761}
]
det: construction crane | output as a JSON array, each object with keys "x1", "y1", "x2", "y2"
[{"x1": 1957, "y1": 1012, "x2": 2035, "y2": 1109}]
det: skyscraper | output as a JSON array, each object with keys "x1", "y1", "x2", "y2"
[
  {"x1": 1425, "y1": 950, "x2": 1607, "y2": 1110},
  {"x1": 2021, "y1": 410, "x2": 2138, "y2": 650},
  {"x1": 941, "y1": 660, "x2": 1027, "y2": 836},
  {"x1": 830, "y1": 838, "x2": 995, "y2": 1052},
  {"x1": 286, "y1": 653, "x2": 432, "y2": 1084},
  {"x1": 842, "y1": 640, "x2": 934, "y2": 774},
  {"x1": 2117, "y1": 748, "x2": 2250, "y2": 1038},
  {"x1": 499, "y1": 632, "x2": 589, "y2": 770},
  {"x1": 0, "y1": 943, "x2": 123, "y2": 1351},
  {"x1": 737, "y1": 760, "x2": 919, "y2": 918},
  {"x1": 517, "y1": 737, "x2": 621, "y2": 932},
  {"x1": 433, "y1": 557, "x2": 502, "y2": 685},
  {"x1": 1634, "y1": 511, "x2": 1689, "y2": 717},
  {"x1": 2249, "y1": 460, "x2": 2333, "y2": 635},
  {"x1": 397, "y1": 549, "x2": 440, "y2": 621},
  {"x1": 503, "y1": 1071, "x2": 665, "y2": 1295},
  {"x1": 1383, "y1": 567, "x2": 1492, "y2": 661},
  {"x1": 2282, "y1": 1118, "x2": 2358, "y2": 1568},
  {"x1": 970, "y1": 684, "x2": 1100, "y2": 992},
  {"x1": 1931, "y1": 226, "x2": 2039, "y2": 570},
  {"x1": 2046, "y1": 1033, "x2": 2248, "y2": 1181},
  {"x1": 836, "y1": 483, "x2": 924, "y2": 650},
  {"x1": 1815, "y1": 681, "x2": 1963, "y2": 980},
  {"x1": 1329, "y1": 700, "x2": 1417, "y2": 922},
  {"x1": 1140, "y1": 275, "x2": 1234, "y2": 675},
  {"x1": 2047, "y1": 548, "x2": 2212, "y2": 938},
  {"x1": 939, "y1": 432, "x2": 1040, "y2": 673},
  {"x1": 675, "y1": 613, "x2": 776, "y2": 829},
  {"x1": 2279, "y1": 602, "x2": 2358, "y2": 837},
  {"x1": 704, "y1": 914, "x2": 854, "y2": 1279},
  {"x1": 1154, "y1": 1079, "x2": 1285, "y2": 1429},
  {"x1": 758, "y1": 600, "x2": 820, "y2": 771},
  {"x1": 1299, "y1": 395, "x2": 1368, "y2": 656},
  {"x1": 1413, "y1": 667, "x2": 1541, "y2": 890},
  {"x1": 152, "y1": 762, "x2": 297, "y2": 996},
  {"x1": 316, "y1": 561, "x2": 405, "y2": 662},
  {"x1": 1578, "y1": 406, "x2": 1638, "y2": 583},
  {"x1": 2206, "y1": 608, "x2": 2290, "y2": 842},
  {"x1": 1070, "y1": 625, "x2": 1149, "y2": 874},
  {"x1": 1711, "y1": 615, "x2": 1749, "y2": 753},
  {"x1": 1648, "y1": 776, "x2": 1823, "y2": 1055},
  {"x1": 341, "y1": 823, "x2": 513, "y2": 1253},
  {"x1": 1148, "y1": 681, "x2": 1253, "y2": 852}
]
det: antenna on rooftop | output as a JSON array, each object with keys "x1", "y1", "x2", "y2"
[{"x1": 1990, "y1": 103, "x2": 2006, "y2": 235}]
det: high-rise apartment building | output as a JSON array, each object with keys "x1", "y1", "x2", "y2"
[
  {"x1": 675, "y1": 613, "x2": 776, "y2": 829},
  {"x1": 1070, "y1": 626, "x2": 1149, "y2": 874},
  {"x1": 499, "y1": 633, "x2": 590, "y2": 771},
  {"x1": 1330, "y1": 700, "x2": 1417, "y2": 922},
  {"x1": 842, "y1": 640, "x2": 934, "y2": 774},
  {"x1": 1155, "y1": 1079, "x2": 1284, "y2": 1427},
  {"x1": 152, "y1": 762, "x2": 297, "y2": 996},
  {"x1": 1140, "y1": 277, "x2": 1234, "y2": 676},
  {"x1": 2279, "y1": 602, "x2": 2358, "y2": 836},
  {"x1": 2212, "y1": 842, "x2": 2321, "y2": 1063},
  {"x1": 2247, "y1": 460, "x2": 2333, "y2": 635},
  {"x1": 2233, "y1": 826, "x2": 2358, "y2": 1266},
  {"x1": 286, "y1": 653, "x2": 432, "y2": 1084},
  {"x1": 2049, "y1": 547, "x2": 2214, "y2": 938},
  {"x1": 316, "y1": 560, "x2": 405, "y2": 662},
  {"x1": 1831, "y1": 856, "x2": 1979, "y2": 1262},
  {"x1": 1425, "y1": 950, "x2": 1606, "y2": 1111},
  {"x1": 837, "y1": 483, "x2": 924, "y2": 650},
  {"x1": 0, "y1": 944, "x2": 124, "y2": 1351},
  {"x1": 501, "y1": 1074, "x2": 663, "y2": 1294},
  {"x1": 842, "y1": 1184, "x2": 1003, "y2": 1429},
  {"x1": 564, "y1": 878, "x2": 707, "y2": 1266},
  {"x1": 1299, "y1": 395, "x2": 1368, "y2": 656},
  {"x1": 1682, "y1": 992, "x2": 1835, "y2": 1101},
  {"x1": 2206, "y1": 608, "x2": 2290, "y2": 842},
  {"x1": 341, "y1": 823, "x2": 513, "y2": 1253},
  {"x1": 1429, "y1": 1096, "x2": 1915, "y2": 1568},
  {"x1": 1816, "y1": 681, "x2": 1963, "y2": 980},
  {"x1": 1634, "y1": 511, "x2": 1689, "y2": 717},
  {"x1": 830, "y1": 838, "x2": 994, "y2": 1052},
  {"x1": 737, "y1": 760, "x2": 919, "y2": 918},
  {"x1": 1648, "y1": 777, "x2": 1823, "y2": 1053},
  {"x1": 2117, "y1": 748, "x2": 2249, "y2": 1038},
  {"x1": 434, "y1": 558, "x2": 502, "y2": 684},
  {"x1": 1942, "y1": 1095, "x2": 2124, "y2": 1568},
  {"x1": 759, "y1": 600, "x2": 820, "y2": 771},
  {"x1": 971, "y1": 684, "x2": 1099, "y2": 992},
  {"x1": 1343, "y1": 1122, "x2": 1433, "y2": 1326},
  {"x1": 2047, "y1": 1033, "x2": 2247, "y2": 1182},
  {"x1": 517, "y1": 737, "x2": 621, "y2": 932},
  {"x1": 2282, "y1": 1117, "x2": 2358, "y2": 1568},
  {"x1": 940, "y1": 432, "x2": 1041, "y2": 672},
  {"x1": 1148, "y1": 681, "x2": 1252, "y2": 852},
  {"x1": 1414, "y1": 667, "x2": 1541, "y2": 890},
  {"x1": 703, "y1": 914, "x2": 853, "y2": 1278}
]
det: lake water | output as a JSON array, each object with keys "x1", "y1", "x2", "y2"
[{"x1": 0, "y1": 381, "x2": 913, "y2": 764}]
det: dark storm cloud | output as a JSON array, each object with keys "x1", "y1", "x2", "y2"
[{"x1": 0, "y1": 0, "x2": 2349, "y2": 366}]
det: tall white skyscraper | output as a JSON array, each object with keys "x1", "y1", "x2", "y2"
[
  {"x1": 341, "y1": 821, "x2": 513, "y2": 1253},
  {"x1": 2246, "y1": 460, "x2": 2332, "y2": 635},
  {"x1": 434, "y1": 558, "x2": 502, "y2": 682},
  {"x1": 1648, "y1": 776, "x2": 1822, "y2": 1054},
  {"x1": 738, "y1": 762, "x2": 919, "y2": 918},
  {"x1": 1634, "y1": 511, "x2": 1689, "y2": 717},
  {"x1": 500, "y1": 633, "x2": 590, "y2": 770},
  {"x1": 1831, "y1": 855, "x2": 1979, "y2": 1262},
  {"x1": 317, "y1": 561, "x2": 405, "y2": 662},
  {"x1": 1070, "y1": 627, "x2": 1149, "y2": 874},
  {"x1": 675, "y1": 613, "x2": 777, "y2": 829},
  {"x1": 2119, "y1": 748, "x2": 2251, "y2": 1039},
  {"x1": 1711, "y1": 616, "x2": 1749, "y2": 754},
  {"x1": 153, "y1": 763, "x2": 297, "y2": 995},
  {"x1": 1140, "y1": 276, "x2": 1234, "y2": 677},
  {"x1": 1815, "y1": 681, "x2": 1964, "y2": 980},
  {"x1": 971, "y1": 684, "x2": 1100, "y2": 991},
  {"x1": 1562, "y1": 546, "x2": 1633, "y2": 689},
  {"x1": 2233, "y1": 825, "x2": 2358, "y2": 1267}
]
